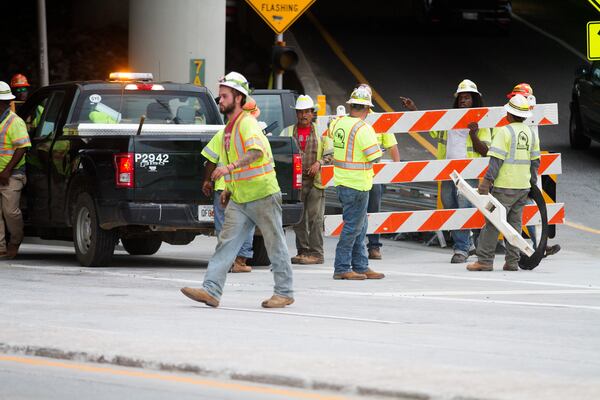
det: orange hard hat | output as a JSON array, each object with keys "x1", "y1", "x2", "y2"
[
  {"x1": 10, "y1": 73, "x2": 30, "y2": 88},
  {"x1": 507, "y1": 83, "x2": 532, "y2": 99}
]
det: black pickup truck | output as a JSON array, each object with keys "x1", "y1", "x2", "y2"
[{"x1": 17, "y1": 76, "x2": 303, "y2": 267}]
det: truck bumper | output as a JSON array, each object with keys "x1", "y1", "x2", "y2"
[{"x1": 98, "y1": 201, "x2": 303, "y2": 230}]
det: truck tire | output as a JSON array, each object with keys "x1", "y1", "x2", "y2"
[
  {"x1": 248, "y1": 235, "x2": 270, "y2": 266},
  {"x1": 121, "y1": 236, "x2": 162, "y2": 256},
  {"x1": 569, "y1": 104, "x2": 591, "y2": 149},
  {"x1": 72, "y1": 192, "x2": 117, "y2": 267}
]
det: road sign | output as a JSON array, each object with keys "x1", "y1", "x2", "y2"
[
  {"x1": 587, "y1": 22, "x2": 600, "y2": 60},
  {"x1": 189, "y1": 59, "x2": 205, "y2": 86},
  {"x1": 589, "y1": 0, "x2": 600, "y2": 13},
  {"x1": 245, "y1": 0, "x2": 316, "y2": 34}
]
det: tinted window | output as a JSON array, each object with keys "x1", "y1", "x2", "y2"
[
  {"x1": 253, "y1": 94, "x2": 285, "y2": 136},
  {"x1": 23, "y1": 91, "x2": 66, "y2": 139},
  {"x1": 71, "y1": 90, "x2": 220, "y2": 125}
]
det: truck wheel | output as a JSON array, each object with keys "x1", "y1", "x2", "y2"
[
  {"x1": 248, "y1": 235, "x2": 270, "y2": 266},
  {"x1": 121, "y1": 236, "x2": 162, "y2": 256},
  {"x1": 569, "y1": 105, "x2": 591, "y2": 149},
  {"x1": 72, "y1": 192, "x2": 117, "y2": 267}
]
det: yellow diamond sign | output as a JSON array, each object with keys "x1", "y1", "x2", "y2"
[
  {"x1": 588, "y1": 21, "x2": 600, "y2": 60},
  {"x1": 245, "y1": 0, "x2": 316, "y2": 34},
  {"x1": 589, "y1": 0, "x2": 600, "y2": 13}
]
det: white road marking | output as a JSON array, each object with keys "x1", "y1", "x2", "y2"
[
  {"x1": 216, "y1": 307, "x2": 403, "y2": 324},
  {"x1": 512, "y1": 12, "x2": 587, "y2": 62}
]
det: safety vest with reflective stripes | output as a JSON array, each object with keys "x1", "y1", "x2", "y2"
[
  {"x1": 280, "y1": 122, "x2": 333, "y2": 189},
  {"x1": 429, "y1": 128, "x2": 492, "y2": 160},
  {"x1": 201, "y1": 130, "x2": 226, "y2": 191},
  {"x1": 330, "y1": 116, "x2": 382, "y2": 191},
  {"x1": 487, "y1": 122, "x2": 540, "y2": 189},
  {"x1": 89, "y1": 110, "x2": 118, "y2": 124},
  {"x1": 221, "y1": 112, "x2": 280, "y2": 204},
  {"x1": 0, "y1": 111, "x2": 31, "y2": 171}
]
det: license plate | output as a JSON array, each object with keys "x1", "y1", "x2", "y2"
[
  {"x1": 198, "y1": 205, "x2": 215, "y2": 222},
  {"x1": 462, "y1": 12, "x2": 478, "y2": 21}
]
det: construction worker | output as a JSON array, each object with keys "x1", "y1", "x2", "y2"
[
  {"x1": 10, "y1": 74, "x2": 30, "y2": 110},
  {"x1": 0, "y1": 81, "x2": 32, "y2": 259},
  {"x1": 330, "y1": 85, "x2": 385, "y2": 280},
  {"x1": 401, "y1": 79, "x2": 491, "y2": 263},
  {"x1": 282, "y1": 95, "x2": 333, "y2": 265},
  {"x1": 505, "y1": 83, "x2": 561, "y2": 258},
  {"x1": 356, "y1": 84, "x2": 401, "y2": 260},
  {"x1": 181, "y1": 72, "x2": 294, "y2": 308},
  {"x1": 467, "y1": 94, "x2": 540, "y2": 272}
]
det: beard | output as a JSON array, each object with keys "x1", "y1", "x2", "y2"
[{"x1": 219, "y1": 102, "x2": 235, "y2": 115}]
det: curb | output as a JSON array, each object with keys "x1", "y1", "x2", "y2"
[{"x1": 0, "y1": 343, "x2": 439, "y2": 400}]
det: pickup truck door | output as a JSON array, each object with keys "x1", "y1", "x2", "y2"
[{"x1": 579, "y1": 63, "x2": 600, "y2": 136}]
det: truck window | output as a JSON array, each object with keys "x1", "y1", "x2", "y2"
[
  {"x1": 24, "y1": 91, "x2": 66, "y2": 139},
  {"x1": 71, "y1": 91, "x2": 219, "y2": 125},
  {"x1": 253, "y1": 94, "x2": 285, "y2": 136}
]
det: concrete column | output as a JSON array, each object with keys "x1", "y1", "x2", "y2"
[{"x1": 129, "y1": 0, "x2": 225, "y2": 96}]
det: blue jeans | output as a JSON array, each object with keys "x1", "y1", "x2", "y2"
[
  {"x1": 203, "y1": 193, "x2": 293, "y2": 300},
  {"x1": 440, "y1": 179, "x2": 478, "y2": 256},
  {"x1": 334, "y1": 186, "x2": 370, "y2": 274},
  {"x1": 214, "y1": 190, "x2": 254, "y2": 258},
  {"x1": 366, "y1": 184, "x2": 383, "y2": 250}
]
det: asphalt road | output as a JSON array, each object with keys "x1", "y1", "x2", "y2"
[
  {"x1": 1, "y1": 237, "x2": 599, "y2": 400},
  {"x1": 293, "y1": 6, "x2": 600, "y2": 252}
]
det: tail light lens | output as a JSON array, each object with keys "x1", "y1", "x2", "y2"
[
  {"x1": 114, "y1": 153, "x2": 135, "y2": 188},
  {"x1": 292, "y1": 154, "x2": 302, "y2": 190}
]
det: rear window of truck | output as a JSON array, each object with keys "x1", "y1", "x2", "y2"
[{"x1": 71, "y1": 90, "x2": 221, "y2": 125}]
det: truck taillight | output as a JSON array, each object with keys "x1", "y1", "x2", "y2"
[
  {"x1": 293, "y1": 154, "x2": 302, "y2": 190},
  {"x1": 114, "y1": 153, "x2": 135, "y2": 188}
]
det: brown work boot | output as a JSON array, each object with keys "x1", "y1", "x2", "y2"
[
  {"x1": 361, "y1": 268, "x2": 385, "y2": 279},
  {"x1": 297, "y1": 254, "x2": 324, "y2": 265},
  {"x1": 291, "y1": 253, "x2": 306, "y2": 264},
  {"x1": 333, "y1": 271, "x2": 367, "y2": 280},
  {"x1": 466, "y1": 261, "x2": 493, "y2": 271},
  {"x1": 503, "y1": 263, "x2": 519, "y2": 271},
  {"x1": 6, "y1": 243, "x2": 20, "y2": 259},
  {"x1": 230, "y1": 256, "x2": 251, "y2": 273},
  {"x1": 180, "y1": 287, "x2": 219, "y2": 307},
  {"x1": 368, "y1": 248, "x2": 382, "y2": 260},
  {"x1": 261, "y1": 294, "x2": 294, "y2": 308}
]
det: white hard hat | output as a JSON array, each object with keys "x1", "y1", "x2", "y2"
[
  {"x1": 346, "y1": 85, "x2": 374, "y2": 107},
  {"x1": 292, "y1": 94, "x2": 318, "y2": 110},
  {"x1": 0, "y1": 81, "x2": 15, "y2": 101},
  {"x1": 336, "y1": 105, "x2": 347, "y2": 116},
  {"x1": 219, "y1": 71, "x2": 250, "y2": 97},
  {"x1": 504, "y1": 94, "x2": 532, "y2": 119},
  {"x1": 454, "y1": 79, "x2": 481, "y2": 97}
]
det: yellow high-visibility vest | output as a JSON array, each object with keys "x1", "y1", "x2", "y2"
[
  {"x1": 430, "y1": 128, "x2": 492, "y2": 160},
  {"x1": 0, "y1": 111, "x2": 31, "y2": 171},
  {"x1": 329, "y1": 116, "x2": 382, "y2": 191}
]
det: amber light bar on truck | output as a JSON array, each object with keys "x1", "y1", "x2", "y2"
[
  {"x1": 109, "y1": 72, "x2": 153, "y2": 81},
  {"x1": 114, "y1": 153, "x2": 135, "y2": 188}
]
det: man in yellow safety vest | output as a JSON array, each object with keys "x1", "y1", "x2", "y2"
[
  {"x1": 0, "y1": 81, "x2": 32, "y2": 259},
  {"x1": 401, "y1": 79, "x2": 492, "y2": 264},
  {"x1": 181, "y1": 72, "x2": 294, "y2": 308},
  {"x1": 281, "y1": 95, "x2": 333, "y2": 265},
  {"x1": 329, "y1": 85, "x2": 385, "y2": 280},
  {"x1": 467, "y1": 94, "x2": 540, "y2": 271}
]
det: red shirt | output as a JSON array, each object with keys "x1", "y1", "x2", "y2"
[
  {"x1": 297, "y1": 126, "x2": 311, "y2": 151},
  {"x1": 224, "y1": 111, "x2": 243, "y2": 151}
]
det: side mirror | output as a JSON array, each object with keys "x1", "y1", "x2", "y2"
[{"x1": 575, "y1": 65, "x2": 589, "y2": 79}]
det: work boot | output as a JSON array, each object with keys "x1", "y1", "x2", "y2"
[
  {"x1": 297, "y1": 254, "x2": 323, "y2": 265},
  {"x1": 291, "y1": 253, "x2": 307, "y2": 264},
  {"x1": 180, "y1": 287, "x2": 219, "y2": 307},
  {"x1": 230, "y1": 256, "x2": 251, "y2": 273},
  {"x1": 333, "y1": 271, "x2": 367, "y2": 280},
  {"x1": 466, "y1": 261, "x2": 493, "y2": 271},
  {"x1": 368, "y1": 248, "x2": 382, "y2": 260},
  {"x1": 503, "y1": 263, "x2": 519, "y2": 271},
  {"x1": 544, "y1": 244, "x2": 561, "y2": 258},
  {"x1": 6, "y1": 243, "x2": 20, "y2": 259},
  {"x1": 361, "y1": 268, "x2": 385, "y2": 279},
  {"x1": 261, "y1": 295, "x2": 294, "y2": 308},
  {"x1": 451, "y1": 253, "x2": 468, "y2": 264}
]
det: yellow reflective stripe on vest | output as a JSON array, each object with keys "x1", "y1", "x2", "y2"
[
  {"x1": 334, "y1": 160, "x2": 373, "y2": 169},
  {"x1": 504, "y1": 125, "x2": 531, "y2": 165},
  {"x1": 345, "y1": 120, "x2": 366, "y2": 161},
  {"x1": 0, "y1": 114, "x2": 16, "y2": 146}
]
